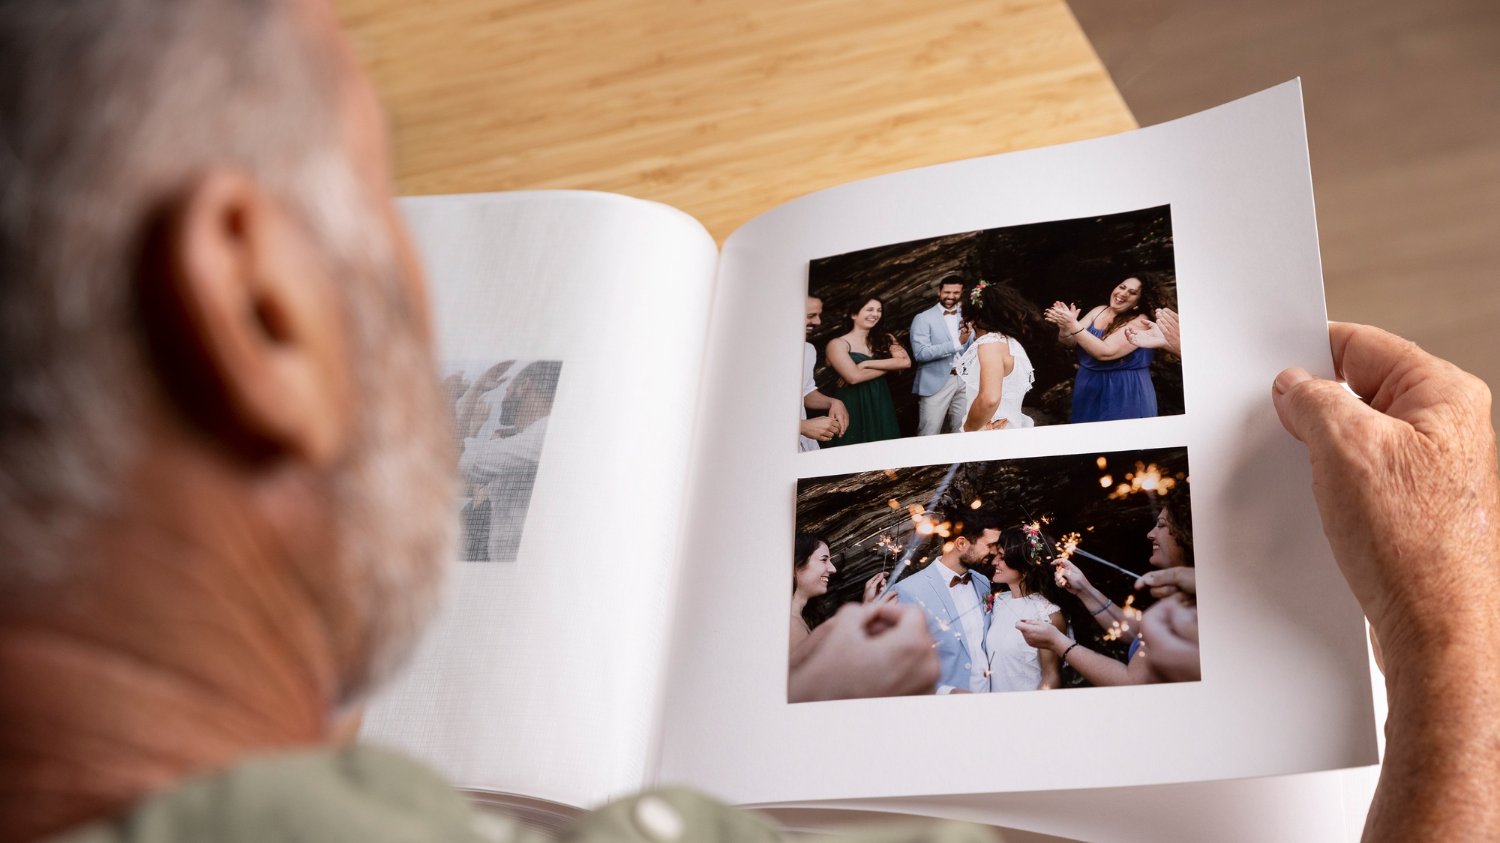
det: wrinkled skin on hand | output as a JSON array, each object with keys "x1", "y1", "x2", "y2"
[
  {"x1": 1273, "y1": 322, "x2": 1500, "y2": 841},
  {"x1": 1272, "y1": 323, "x2": 1500, "y2": 666}
]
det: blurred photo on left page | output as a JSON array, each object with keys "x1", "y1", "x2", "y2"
[{"x1": 361, "y1": 192, "x2": 719, "y2": 811}]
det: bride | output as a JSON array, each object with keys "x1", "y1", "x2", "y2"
[
  {"x1": 956, "y1": 281, "x2": 1038, "y2": 431},
  {"x1": 987, "y1": 526, "x2": 1067, "y2": 692}
]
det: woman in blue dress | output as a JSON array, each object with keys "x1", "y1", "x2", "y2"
[{"x1": 1044, "y1": 276, "x2": 1160, "y2": 423}]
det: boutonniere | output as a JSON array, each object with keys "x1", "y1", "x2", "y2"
[{"x1": 983, "y1": 592, "x2": 996, "y2": 613}]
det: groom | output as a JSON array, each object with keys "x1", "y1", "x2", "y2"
[
  {"x1": 910, "y1": 275, "x2": 973, "y2": 435},
  {"x1": 889, "y1": 509, "x2": 1001, "y2": 694}
]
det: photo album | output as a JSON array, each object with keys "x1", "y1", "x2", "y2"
[{"x1": 361, "y1": 81, "x2": 1383, "y2": 842}]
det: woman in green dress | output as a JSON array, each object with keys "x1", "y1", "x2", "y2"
[{"x1": 824, "y1": 296, "x2": 910, "y2": 445}]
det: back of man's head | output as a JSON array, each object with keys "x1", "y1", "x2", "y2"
[
  {"x1": 0, "y1": 0, "x2": 455, "y2": 730},
  {"x1": 0, "y1": 0, "x2": 358, "y2": 567}
]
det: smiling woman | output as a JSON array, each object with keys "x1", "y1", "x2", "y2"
[
  {"x1": 824, "y1": 296, "x2": 910, "y2": 446},
  {"x1": 790, "y1": 533, "x2": 888, "y2": 655},
  {"x1": 1045, "y1": 276, "x2": 1163, "y2": 422}
]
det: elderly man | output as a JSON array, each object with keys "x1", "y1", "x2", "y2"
[
  {"x1": 1, "y1": 3, "x2": 1497, "y2": 843},
  {"x1": 0, "y1": 2, "x2": 941, "y2": 841}
]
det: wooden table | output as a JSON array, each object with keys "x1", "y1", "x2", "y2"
[{"x1": 335, "y1": 0, "x2": 1135, "y2": 242}]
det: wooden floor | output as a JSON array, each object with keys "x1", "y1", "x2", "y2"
[{"x1": 1070, "y1": 0, "x2": 1500, "y2": 425}]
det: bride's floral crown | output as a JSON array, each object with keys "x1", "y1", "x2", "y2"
[
  {"x1": 1018, "y1": 520, "x2": 1052, "y2": 569},
  {"x1": 968, "y1": 279, "x2": 989, "y2": 306}
]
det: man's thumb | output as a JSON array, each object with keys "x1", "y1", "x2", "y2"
[{"x1": 1272, "y1": 367, "x2": 1377, "y2": 448}]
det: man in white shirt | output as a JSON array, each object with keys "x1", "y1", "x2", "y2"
[
  {"x1": 798, "y1": 295, "x2": 848, "y2": 451},
  {"x1": 909, "y1": 276, "x2": 972, "y2": 436}
]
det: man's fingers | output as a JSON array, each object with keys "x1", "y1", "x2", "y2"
[
  {"x1": 1272, "y1": 366, "x2": 1385, "y2": 449},
  {"x1": 1327, "y1": 322, "x2": 1460, "y2": 416}
]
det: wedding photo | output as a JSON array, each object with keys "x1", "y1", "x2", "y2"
[
  {"x1": 790, "y1": 446, "x2": 1197, "y2": 701},
  {"x1": 444, "y1": 359, "x2": 563, "y2": 562},
  {"x1": 798, "y1": 206, "x2": 1183, "y2": 452}
]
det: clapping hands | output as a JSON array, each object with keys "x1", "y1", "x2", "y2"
[
  {"x1": 1043, "y1": 301, "x2": 1081, "y2": 330},
  {"x1": 1125, "y1": 307, "x2": 1181, "y2": 355}
]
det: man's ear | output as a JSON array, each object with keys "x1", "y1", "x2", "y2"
[{"x1": 139, "y1": 171, "x2": 353, "y2": 466}]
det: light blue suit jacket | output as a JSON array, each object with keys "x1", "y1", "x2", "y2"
[
  {"x1": 890, "y1": 560, "x2": 992, "y2": 693},
  {"x1": 909, "y1": 304, "x2": 971, "y2": 397}
]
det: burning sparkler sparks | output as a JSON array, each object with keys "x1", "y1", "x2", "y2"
[{"x1": 1105, "y1": 462, "x2": 1183, "y2": 500}]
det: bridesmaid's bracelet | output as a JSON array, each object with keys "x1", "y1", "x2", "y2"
[
  {"x1": 1090, "y1": 596, "x2": 1113, "y2": 617},
  {"x1": 1068, "y1": 325, "x2": 1088, "y2": 336},
  {"x1": 1061, "y1": 641, "x2": 1079, "y2": 662}
]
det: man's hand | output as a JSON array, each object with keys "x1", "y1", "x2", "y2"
[
  {"x1": 799, "y1": 416, "x2": 839, "y2": 442},
  {"x1": 1135, "y1": 566, "x2": 1196, "y2": 598},
  {"x1": 1271, "y1": 322, "x2": 1500, "y2": 663},
  {"x1": 788, "y1": 602, "x2": 938, "y2": 702},
  {"x1": 827, "y1": 398, "x2": 849, "y2": 435},
  {"x1": 958, "y1": 321, "x2": 972, "y2": 345},
  {"x1": 1273, "y1": 322, "x2": 1500, "y2": 840}
]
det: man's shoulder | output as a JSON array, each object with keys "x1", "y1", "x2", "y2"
[
  {"x1": 45, "y1": 745, "x2": 511, "y2": 843},
  {"x1": 891, "y1": 565, "x2": 937, "y2": 595},
  {"x1": 911, "y1": 304, "x2": 940, "y2": 325}
]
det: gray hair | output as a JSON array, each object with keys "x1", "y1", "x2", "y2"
[{"x1": 0, "y1": 0, "x2": 359, "y2": 574}]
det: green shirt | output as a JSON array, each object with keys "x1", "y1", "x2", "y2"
[{"x1": 47, "y1": 746, "x2": 995, "y2": 842}]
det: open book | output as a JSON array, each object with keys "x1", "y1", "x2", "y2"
[{"x1": 362, "y1": 81, "x2": 1381, "y2": 843}]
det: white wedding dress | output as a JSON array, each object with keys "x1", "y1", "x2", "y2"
[
  {"x1": 986, "y1": 591, "x2": 1061, "y2": 692},
  {"x1": 956, "y1": 332, "x2": 1035, "y2": 429}
]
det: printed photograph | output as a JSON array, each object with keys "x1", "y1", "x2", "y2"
[
  {"x1": 443, "y1": 359, "x2": 562, "y2": 562},
  {"x1": 798, "y1": 206, "x2": 1182, "y2": 451},
  {"x1": 790, "y1": 447, "x2": 1196, "y2": 701}
]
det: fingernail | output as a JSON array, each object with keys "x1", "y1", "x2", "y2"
[{"x1": 1273, "y1": 367, "x2": 1314, "y2": 396}]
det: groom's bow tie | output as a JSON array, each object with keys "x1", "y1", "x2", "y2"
[
  {"x1": 949, "y1": 573, "x2": 972, "y2": 587},
  {"x1": 943, "y1": 308, "x2": 958, "y2": 316}
]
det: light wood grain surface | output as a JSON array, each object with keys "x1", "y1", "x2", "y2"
[{"x1": 335, "y1": 0, "x2": 1135, "y2": 241}]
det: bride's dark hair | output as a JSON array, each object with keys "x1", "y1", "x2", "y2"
[
  {"x1": 967, "y1": 283, "x2": 1040, "y2": 339},
  {"x1": 995, "y1": 526, "x2": 1063, "y2": 602}
]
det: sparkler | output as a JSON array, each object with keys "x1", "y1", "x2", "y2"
[
  {"x1": 1071, "y1": 547, "x2": 1150, "y2": 581},
  {"x1": 1052, "y1": 531, "x2": 1081, "y2": 587},
  {"x1": 1106, "y1": 461, "x2": 1182, "y2": 500},
  {"x1": 1039, "y1": 525, "x2": 1150, "y2": 585},
  {"x1": 877, "y1": 462, "x2": 963, "y2": 598}
]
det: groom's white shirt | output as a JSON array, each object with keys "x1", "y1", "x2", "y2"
[{"x1": 939, "y1": 561, "x2": 989, "y2": 694}]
